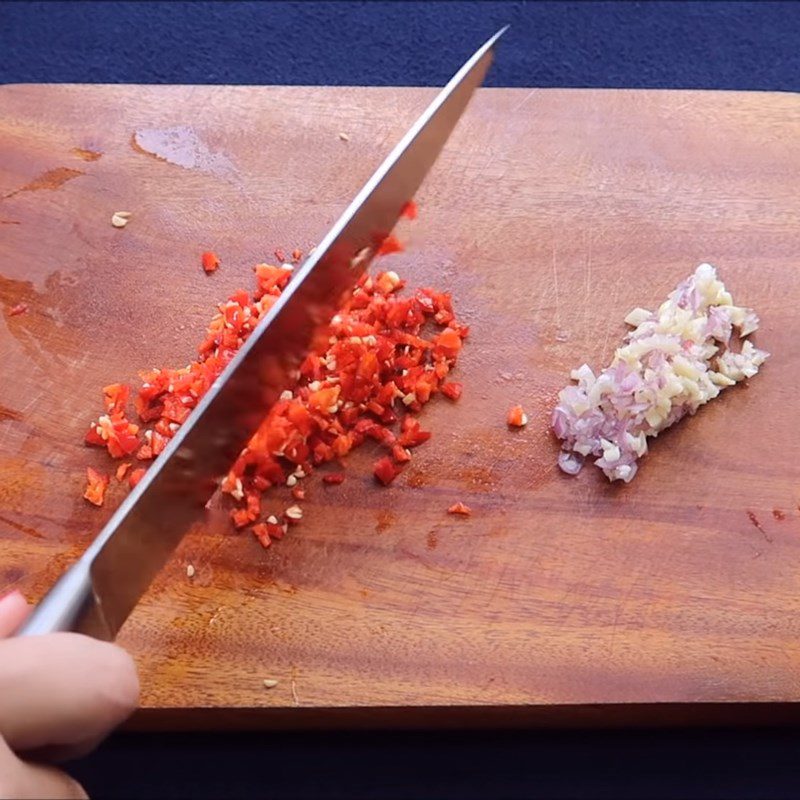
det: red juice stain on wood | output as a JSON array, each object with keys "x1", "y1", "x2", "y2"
[
  {"x1": 747, "y1": 510, "x2": 773, "y2": 543},
  {"x1": 71, "y1": 147, "x2": 103, "y2": 162},
  {"x1": 457, "y1": 465, "x2": 499, "y2": 491},
  {"x1": 0, "y1": 513, "x2": 43, "y2": 539},
  {"x1": 0, "y1": 404, "x2": 23, "y2": 422},
  {"x1": 773, "y1": 509, "x2": 786, "y2": 521},
  {"x1": 4, "y1": 167, "x2": 84, "y2": 199},
  {"x1": 375, "y1": 509, "x2": 396, "y2": 533},
  {"x1": 406, "y1": 471, "x2": 427, "y2": 488},
  {"x1": 2, "y1": 566, "x2": 24, "y2": 585},
  {"x1": 426, "y1": 530, "x2": 438, "y2": 550}
]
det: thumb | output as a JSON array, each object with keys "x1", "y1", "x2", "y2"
[
  {"x1": 0, "y1": 736, "x2": 87, "y2": 799},
  {"x1": 0, "y1": 591, "x2": 30, "y2": 638}
]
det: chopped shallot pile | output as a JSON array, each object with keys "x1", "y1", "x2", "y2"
[
  {"x1": 83, "y1": 246, "x2": 467, "y2": 548},
  {"x1": 552, "y1": 263, "x2": 768, "y2": 483}
]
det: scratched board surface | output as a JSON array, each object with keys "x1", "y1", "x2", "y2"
[{"x1": 1, "y1": 86, "x2": 800, "y2": 726}]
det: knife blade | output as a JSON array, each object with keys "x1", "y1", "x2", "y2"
[{"x1": 17, "y1": 27, "x2": 506, "y2": 640}]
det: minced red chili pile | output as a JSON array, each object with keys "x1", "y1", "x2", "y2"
[{"x1": 83, "y1": 237, "x2": 466, "y2": 548}]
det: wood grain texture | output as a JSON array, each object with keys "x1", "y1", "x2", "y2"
[{"x1": 1, "y1": 85, "x2": 799, "y2": 726}]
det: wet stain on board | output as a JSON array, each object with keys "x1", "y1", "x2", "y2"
[{"x1": 131, "y1": 126, "x2": 236, "y2": 178}]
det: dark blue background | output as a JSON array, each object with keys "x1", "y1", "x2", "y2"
[
  {"x1": 2, "y1": 1, "x2": 800, "y2": 90},
  {"x1": 5, "y1": 2, "x2": 800, "y2": 798}
]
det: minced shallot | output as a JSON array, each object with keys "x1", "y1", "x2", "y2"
[{"x1": 552, "y1": 263, "x2": 768, "y2": 483}]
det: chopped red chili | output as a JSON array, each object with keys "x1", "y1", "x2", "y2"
[
  {"x1": 85, "y1": 410, "x2": 140, "y2": 459},
  {"x1": 373, "y1": 456, "x2": 400, "y2": 486},
  {"x1": 440, "y1": 381, "x2": 463, "y2": 401},
  {"x1": 269, "y1": 521, "x2": 286, "y2": 539},
  {"x1": 252, "y1": 522, "x2": 272, "y2": 548},
  {"x1": 135, "y1": 443, "x2": 153, "y2": 461},
  {"x1": 202, "y1": 251, "x2": 221, "y2": 274},
  {"x1": 84, "y1": 467, "x2": 109, "y2": 506},
  {"x1": 103, "y1": 383, "x2": 130, "y2": 415},
  {"x1": 400, "y1": 200, "x2": 418, "y2": 220},
  {"x1": 84, "y1": 247, "x2": 466, "y2": 549},
  {"x1": 376, "y1": 234, "x2": 404, "y2": 256},
  {"x1": 398, "y1": 416, "x2": 431, "y2": 448},
  {"x1": 391, "y1": 444, "x2": 411, "y2": 464},
  {"x1": 128, "y1": 467, "x2": 146, "y2": 488},
  {"x1": 115, "y1": 462, "x2": 131, "y2": 481},
  {"x1": 447, "y1": 501, "x2": 472, "y2": 516},
  {"x1": 8, "y1": 303, "x2": 28, "y2": 317},
  {"x1": 507, "y1": 405, "x2": 528, "y2": 427}
]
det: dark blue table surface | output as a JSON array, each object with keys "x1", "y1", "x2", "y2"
[
  {"x1": 2, "y1": 1, "x2": 799, "y2": 90},
  {"x1": 4, "y1": 2, "x2": 800, "y2": 798}
]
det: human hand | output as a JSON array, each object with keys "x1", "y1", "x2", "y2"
[{"x1": 0, "y1": 590, "x2": 139, "y2": 799}]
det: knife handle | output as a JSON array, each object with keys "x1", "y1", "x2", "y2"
[{"x1": 16, "y1": 558, "x2": 110, "y2": 639}]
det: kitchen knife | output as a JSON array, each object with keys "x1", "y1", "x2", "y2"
[{"x1": 17, "y1": 27, "x2": 506, "y2": 640}]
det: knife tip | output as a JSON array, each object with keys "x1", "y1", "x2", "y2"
[{"x1": 481, "y1": 25, "x2": 509, "y2": 52}]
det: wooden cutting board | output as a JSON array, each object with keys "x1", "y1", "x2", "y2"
[{"x1": 2, "y1": 85, "x2": 800, "y2": 728}]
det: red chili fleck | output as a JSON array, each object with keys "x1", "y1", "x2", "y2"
[
  {"x1": 374, "y1": 456, "x2": 401, "y2": 486},
  {"x1": 377, "y1": 234, "x2": 404, "y2": 256},
  {"x1": 434, "y1": 328, "x2": 462, "y2": 358},
  {"x1": 291, "y1": 248, "x2": 302, "y2": 262},
  {"x1": 231, "y1": 508, "x2": 253, "y2": 529},
  {"x1": 128, "y1": 467, "x2": 146, "y2": 488},
  {"x1": 398, "y1": 416, "x2": 431, "y2": 448},
  {"x1": 115, "y1": 462, "x2": 131, "y2": 481},
  {"x1": 102, "y1": 383, "x2": 130, "y2": 415},
  {"x1": 85, "y1": 406, "x2": 141, "y2": 458},
  {"x1": 391, "y1": 444, "x2": 411, "y2": 464},
  {"x1": 441, "y1": 381, "x2": 462, "y2": 401},
  {"x1": 84, "y1": 467, "x2": 109, "y2": 506},
  {"x1": 507, "y1": 405, "x2": 528, "y2": 427},
  {"x1": 291, "y1": 486, "x2": 306, "y2": 501},
  {"x1": 135, "y1": 444, "x2": 153, "y2": 461},
  {"x1": 448, "y1": 502, "x2": 472, "y2": 516},
  {"x1": 274, "y1": 248, "x2": 286, "y2": 262},
  {"x1": 202, "y1": 251, "x2": 220, "y2": 273},
  {"x1": 8, "y1": 303, "x2": 28, "y2": 317},
  {"x1": 252, "y1": 522, "x2": 272, "y2": 548},
  {"x1": 268, "y1": 521, "x2": 286, "y2": 540},
  {"x1": 323, "y1": 473, "x2": 345, "y2": 485},
  {"x1": 129, "y1": 467, "x2": 147, "y2": 487},
  {"x1": 400, "y1": 200, "x2": 418, "y2": 220}
]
